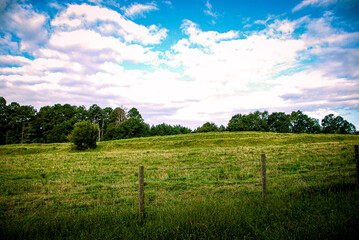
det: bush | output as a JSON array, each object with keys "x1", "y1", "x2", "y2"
[{"x1": 70, "y1": 120, "x2": 98, "y2": 150}]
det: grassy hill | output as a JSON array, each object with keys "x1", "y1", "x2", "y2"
[{"x1": 1, "y1": 132, "x2": 359, "y2": 239}]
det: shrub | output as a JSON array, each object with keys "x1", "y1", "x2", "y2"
[{"x1": 70, "y1": 120, "x2": 98, "y2": 150}]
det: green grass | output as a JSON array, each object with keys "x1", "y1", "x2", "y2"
[{"x1": 0, "y1": 131, "x2": 359, "y2": 239}]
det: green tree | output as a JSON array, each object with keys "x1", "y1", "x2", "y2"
[
  {"x1": 116, "y1": 117, "x2": 150, "y2": 139},
  {"x1": 0, "y1": 97, "x2": 8, "y2": 144},
  {"x1": 104, "y1": 107, "x2": 126, "y2": 140},
  {"x1": 47, "y1": 121, "x2": 73, "y2": 143},
  {"x1": 127, "y1": 107, "x2": 142, "y2": 120},
  {"x1": 196, "y1": 122, "x2": 219, "y2": 133},
  {"x1": 150, "y1": 123, "x2": 173, "y2": 136},
  {"x1": 227, "y1": 111, "x2": 269, "y2": 132},
  {"x1": 290, "y1": 111, "x2": 321, "y2": 134},
  {"x1": 321, "y1": 114, "x2": 356, "y2": 134},
  {"x1": 219, "y1": 125, "x2": 226, "y2": 132},
  {"x1": 71, "y1": 120, "x2": 98, "y2": 150},
  {"x1": 74, "y1": 105, "x2": 88, "y2": 122},
  {"x1": 109, "y1": 107, "x2": 127, "y2": 125},
  {"x1": 267, "y1": 112, "x2": 291, "y2": 133}
]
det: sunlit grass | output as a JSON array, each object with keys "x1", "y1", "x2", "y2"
[{"x1": 1, "y1": 131, "x2": 358, "y2": 239}]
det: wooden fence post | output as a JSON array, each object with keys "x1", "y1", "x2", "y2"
[
  {"x1": 139, "y1": 166, "x2": 144, "y2": 220},
  {"x1": 355, "y1": 145, "x2": 359, "y2": 185},
  {"x1": 261, "y1": 154, "x2": 267, "y2": 201}
]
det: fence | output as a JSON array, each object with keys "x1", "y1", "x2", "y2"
[{"x1": 1, "y1": 145, "x2": 358, "y2": 219}]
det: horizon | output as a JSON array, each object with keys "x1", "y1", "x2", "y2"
[{"x1": 1, "y1": 0, "x2": 359, "y2": 130}]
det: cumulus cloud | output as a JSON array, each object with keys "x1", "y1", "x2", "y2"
[
  {"x1": 121, "y1": 2, "x2": 158, "y2": 19},
  {"x1": 180, "y1": 20, "x2": 238, "y2": 47},
  {"x1": 0, "y1": 55, "x2": 31, "y2": 66},
  {"x1": 0, "y1": 2, "x2": 358, "y2": 129},
  {"x1": 0, "y1": 0, "x2": 48, "y2": 51},
  {"x1": 51, "y1": 4, "x2": 167, "y2": 45}
]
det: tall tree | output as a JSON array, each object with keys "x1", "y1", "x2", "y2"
[
  {"x1": 127, "y1": 107, "x2": 142, "y2": 120},
  {"x1": 16, "y1": 105, "x2": 37, "y2": 144},
  {"x1": 109, "y1": 107, "x2": 127, "y2": 125},
  {"x1": 88, "y1": 104, "x2": 103, "y2": 141},
  {"x1": 0, "y1": 97, "x2": 9, "y2": 144},
  {"x1": 267, "y1": 112, "x2": 291, "y2": 133},
  {"x1": 290, "y1": 111, "x2": 321, "y2": 134},
  {"x1": 227, "y1": 111, "x2": 269, "y2": 132},
  {"x1": 321, "y1": 114, "x2": 356, "y2": 134}
]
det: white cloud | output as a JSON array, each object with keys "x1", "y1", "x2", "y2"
[
  {"x1": 0, "y1": 1, "x2": 48, "y2": 51},
  {"x1": 181, "y1": 20, "x2": 238, "y2": 47},
  {"x1": 1, "y1": 3, "x2": 358, "y2": 129},
  {"x1": 293, "y1": 0, "x2": 338, "y2": 12},
  {"x1": 51, "y1": 4, "x2": 167, "y2": 45},
  {"x1": 204, "y1": 0, "x2": 219, "y2": 24},
  {"x1": 163, "y1": 1, "x2": 172, "y2": 6},
  {"x1": 121, "y1": 2, "x2": 158, "y2": 19},
  {"x1": 0, "y1": 55, "x2": 31, "y2": 65}
]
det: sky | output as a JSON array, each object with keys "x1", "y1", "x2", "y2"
[{"x1": 0, "y1": 0, "x2": 359, "y2": 129}]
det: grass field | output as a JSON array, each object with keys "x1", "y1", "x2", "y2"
[{"x1": 1, "y1": 131, "x2": 359, "y2": 239}]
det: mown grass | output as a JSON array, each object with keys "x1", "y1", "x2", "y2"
[{"x1": 0, "y1": 131, "x2": 359, "y2": 239}]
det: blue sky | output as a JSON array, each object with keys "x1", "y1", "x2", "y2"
[{"x1": 0, "y1": 0, "x2": 359, "y2": 129}]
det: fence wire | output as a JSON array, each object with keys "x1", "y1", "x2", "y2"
[{"x1": 0, "y1": 152, "x2": 357, "y2": 217}]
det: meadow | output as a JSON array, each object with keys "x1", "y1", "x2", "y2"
[{"x1": 0, "y1": 131, "x2": 358, "y2": 239}]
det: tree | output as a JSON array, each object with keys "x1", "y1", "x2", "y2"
[
  {"x1": 16, "y1": 105, "x2": 37, "y2": 144},
  {"x1": 150, "y1": 123, "x2": 173, "y2": 136},
  {"x1": 267, "y1": 112, "x2": 291, "y2": 133},
  {"x1": 290, "y1": 111, "x2": 321, "y2": 134},
  {"x1": 196, "y1": 122, "x2": 219, "y2": 133},
  {"x1": 321, "y1": 114, "x2": 356, "y2": 134},
  {"x1": 227, "y1": 111, "x2": 269, "y2": 132},
  {"x1": 127, "y1": 107, "x2": 142, "y2": 120},
  {"x1": 150, "y1": 123, "x2": 192, "y2": 136},
  {"x1": 109, "y1": 107, "x2": 127, "y2": 125},
  {"x1": 70, "y1": 120, "x2": 98, "y2": 150},
  {"x1": 74, "y1": 105, "x2": 88, "y2": 122},
  {"x1": 88, "y1": 104, "x2": 103, "y2": 141},
  {"x1": 0, "y1": 97, "x2": 8, "y2": 144},
  {"x1": 219, "y1": 125, "x2": 226, "y2": 132},
  {"x1": 47, "y1": 121, "x2": 73, "y2": 143},
  {"x1": 116, "y1": 117, "x2": 150, "y2": 139}
]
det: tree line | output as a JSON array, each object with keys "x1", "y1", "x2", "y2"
[
  {"x1": 0, "y1": 97, "x2": 191, "y2": 145},
  {"x1": 195, "y1": 110, "x2": 356, "y2": 134},
  {"x1": 0, "y1": 96, "x2": 356, "y2": 145}
]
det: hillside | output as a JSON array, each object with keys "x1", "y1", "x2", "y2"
[{"x1": 1, "y1": 132, "x2": 359, "y2": 239}]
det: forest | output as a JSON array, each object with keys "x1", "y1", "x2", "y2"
[{"x1": 0, "y1": 96, "x2": 356, "y2": 145}]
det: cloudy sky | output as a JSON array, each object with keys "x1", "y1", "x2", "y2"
[{"x1": 0, "y1": 0, "x2": 359, "y2": 129}]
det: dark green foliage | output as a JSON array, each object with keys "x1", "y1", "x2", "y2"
[
  {"x1": 322, "y1": 114, "x2": 356, "y2": 134},
  {"x1": 150, "y1": 123, "x2": 174, "y2": 136},
  {"x1": 71, "y1": 120, "x2": 98, "y2": 150},
  {"x1": 290, "y1": 110, "x2": 321, "y2": 133},
  {"x1": 116, "y1": 117, "x2": 150, "y2": 139},
  {"x1": 127, "y1": 107, "x2": 142, "y2": 120},
  {"x1": 227, "y1": 110, "x2": 327, "y2": 134},
  {"x1": 150, "y1": 123, "x2": 192, "y2": 136},
  {"x1": 46, "y1": 121, "x2": 74, "y2": 143},
  {"x1": 227, "y1": 111, "x2": 269, "y2": 132},
  {"x1": 109, "y1": 107, "x2": 126, "y2": 125},
  {"x1": 36, "y1": 104, "x2": 78, "y2": 143},
  {"x1": 267, "y1": 112, "x2": 291, "y2": 133},
  {"x1": 196, "y1": 122, "x2": 219, "y2": 133}
]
